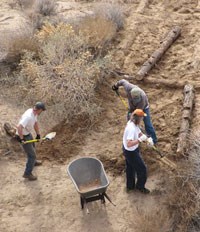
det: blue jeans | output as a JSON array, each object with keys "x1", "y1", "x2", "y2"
[
  {"x1": 123, "y1": 146, "x2": 147, "y2": 189},
  {"x1": 22, "y1": 134, "x2": 36, "y2": 175},
  {"x1": 143, "y1": 108, "x2": 157, "y2": 144},
  {"x1": 127, "y1": 108, "x2": 157, "y2": 144}
]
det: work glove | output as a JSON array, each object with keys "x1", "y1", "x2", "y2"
[
  {"x1": 19, "y1": 138, "x2": 25, "y2": 144},
  {"x1": 112, "y1": 84, "x2": 118, "y2": 91},
  {"x1": 138, "y1": 134, "x2": 148, "y2": 142},
  {"x1": 35, "y1": 134, "x2": 41, "y2": 140},
  {"x1": 146, "y1": 137, "x2": 154, "y2": 147},
  {"x1": 15, "y1": 135, "x2": 25, "y2": 144}
]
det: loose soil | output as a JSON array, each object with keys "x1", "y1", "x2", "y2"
[{"x1": 1, "y1": 0, "x2": 200, "y2": 231}]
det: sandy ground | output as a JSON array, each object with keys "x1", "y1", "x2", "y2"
[
  {"x1": 0, "y1": 157, "x2": 166, "y2": 232},
  {"x1": 1, "y1": 0, "x2": 200, "y2": 231}
]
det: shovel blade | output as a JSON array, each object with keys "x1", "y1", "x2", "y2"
[{"x1": 44, "y1": 132, "x2": 56, "y2": 140}]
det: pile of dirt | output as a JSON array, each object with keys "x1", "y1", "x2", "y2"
[{"x1": 37, "y1": 114, "x2": 92, "y2": 163}]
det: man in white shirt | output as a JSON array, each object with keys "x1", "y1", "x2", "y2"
[
  {"x1": 16, "y1": 102, "x2": 46, "y2": 181},
  {"x1": 123, "y1": 109, "x2": 153, "y2": 194}
]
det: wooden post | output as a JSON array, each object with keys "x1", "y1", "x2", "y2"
[
  {"x1": 136, "y1": 26, "x2": 181, "y2": 80},
  {"x1": 176, "y1": 85, "x2": 195, "y2": 155}
]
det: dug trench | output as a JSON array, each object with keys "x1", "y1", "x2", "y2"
[{"x1": 35, "y1": 77, "x2": 179, "y2": 178}]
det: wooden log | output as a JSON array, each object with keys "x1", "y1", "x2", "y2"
[
  {"x1": 110, "y1": 70, "x2": 200, "y2": 90},
  {"x1": 136, "y1": 26, "x2": 181, "y2": 80},
  {"x1": 176, "y1": 84, "x2": 195, "y2": 154}
]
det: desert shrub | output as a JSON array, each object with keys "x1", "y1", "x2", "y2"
[
  {"x1": 1, "y1": 28, "x2": 39, "y2": 64},
  {"x1": 167, "y1": 131, "x2": 200, "y2": 232},
  {"x1": 34, "y1": 0, "x2": 57, "y2": 16},
  {"x1": 15, "y1": 23, "x2": 111, "y2": 122},
  {"x1": 78, "y1": 15, "x2": 116, "y2": 56},
  {"x1": 11, "y1": 0, "x2": 57, "y2": 30},
  {"x1": 94, "y1": 2, "x2": 124, "y2": 31}
]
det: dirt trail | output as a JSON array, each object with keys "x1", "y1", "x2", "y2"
[{"x1": 1, "y1": 0, "x2": 200, "y2": 231}]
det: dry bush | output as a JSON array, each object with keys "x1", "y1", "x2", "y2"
[
  {"x1": 1, "y1": 28, "x2": 39, "y2": 64},
  {"x1": 167, "y1": 131, "x2": 200, "y2": 232},
  {"x1": 10, "y1": 0, "x2": 57, "y2": 30},
  {"x1": 94, "y1": 2, "x2": 125, "y2": 31},
  {"x1": 15, "y1": 23, "x2": 111, "y2": 122},
  {"x1": 27, "y1": 0, "x2": 57, "y2": 30},
  {"x1": 34, "y1": 0, "x2": 57, "y2": 16},
  {"x1": 78, "y1": 15, "x2": 116, "y2": 54}
]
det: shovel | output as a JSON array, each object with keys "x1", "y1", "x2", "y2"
[
  {"x1": 23, "y1": 132, "x2": 56, "y2": 144},
  {"x1": 151, "y1": 145, "x2": 177, "y2": 169},
  {"x1": 112, "y1": 88, "x2": 129, "y2": 110}
]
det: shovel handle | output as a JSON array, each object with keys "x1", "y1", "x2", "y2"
[
  {"x1": 23, "y1": 138, "x2": 46, "y2": 144},
  {"x1": 114, "y1": 90, "x2": 129, "y2": 110},
  {"x1": 152, "y1": 145, "x2": 164, "y2": 158}
]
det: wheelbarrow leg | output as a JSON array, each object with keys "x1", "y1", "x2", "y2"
[
  {"x1": 104, "y1": 193, "x2": 116, "y2": 206},
  {"x1": 80, "y1": 196, "x2": 90, "y2": 214},
  {"x1": 80, "y1": 197, "x2": 84, "y2": 209},
  {"x1": 100, "y1": 194, "x2": 105, "y2": 204}
]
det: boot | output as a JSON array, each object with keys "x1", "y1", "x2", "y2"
[
  {"x1": 136, "y1": 187, "x2": 150, "y2": 194},
  {"x1": 23, "y1": 173, "x2": 37, "y2": 181}
]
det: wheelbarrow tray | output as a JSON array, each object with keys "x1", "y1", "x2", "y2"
[{"x1": 67, "y1": 157, "x2": 110, "y2": 198}]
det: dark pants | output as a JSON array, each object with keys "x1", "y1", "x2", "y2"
[
  {"x1": 127, "y1": 108, "x2": 157, "y2": 144},
  {"x1": 22, "y1": 134, "x2": 36, "y2": 175},
  {"x1": 123, "y1": 147, "x2": 147, "y2": 189}
]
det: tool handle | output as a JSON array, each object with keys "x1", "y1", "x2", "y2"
[
  {"x1": 152, "y1": 146, "x2": 164, "y2": 158},
  {"x1": 23, "y1": 138, "x2": 45, "y2": 144}
]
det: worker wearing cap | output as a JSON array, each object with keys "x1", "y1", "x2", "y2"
[
  {"x1": 16, "y1": 102, "x2": 46, "y2": 181},
  {"x1": 123, "y1": 109, "x2": 152, "y2": 194},
  {"x1": 112, "y1": 79, "x2": 157, "y2": 145}
]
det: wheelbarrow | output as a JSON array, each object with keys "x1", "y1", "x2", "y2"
[{"x1": 67, "y1": 157, "x2": 115, "y2": 213}]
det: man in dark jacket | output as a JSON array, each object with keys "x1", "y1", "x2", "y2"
[{"x1": 112, "y1": 79, "x2": 157, "y2": 144}]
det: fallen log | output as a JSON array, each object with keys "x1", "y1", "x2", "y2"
[
  {"x1": 136, "y1": 26, "x2": 181, "y2": 80},
  {"x1": 176, "y1": 84, "x2": 195, "y2": 155},
  {"x1": 110, "y1": 70, "x2": 200, "y2": 90},
  {"x1": 3, "y1": 122, "x2": 16, "y2": 137}
]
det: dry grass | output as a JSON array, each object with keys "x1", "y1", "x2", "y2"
[
  {"x1": 78, "y1": 15, "x2": 117, "y2": 54},
  {"x1": 133, "y1": 206, "x2": 173, "y2": 232},
  {"x1": 34, "y1": 0, "x2": 57, "y2": 16},
  {"x1": 167, "y1": 131, "x2": 200, "y2": 232},
  {"x1": 94, "y1": 2, "x2": 124, "y2": 31}
]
